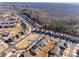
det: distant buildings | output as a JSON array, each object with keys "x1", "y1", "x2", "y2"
[{"x1": 32, "y1": 28, "x2": 79, "y2": 44}]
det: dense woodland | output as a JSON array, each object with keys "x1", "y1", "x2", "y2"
[{"x1": 18, "y1": 7, "x2": 79, "y2": 37}]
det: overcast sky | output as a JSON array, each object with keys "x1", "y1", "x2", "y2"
[{"x1": 0, "y1": 0, "x2": 79, "y2": 3}]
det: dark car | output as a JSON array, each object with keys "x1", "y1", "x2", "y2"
[
  {"x1": 2, "y1": 32, "x2": 9, "y2": 37},
  {"x1": 5, "y1": 38, "x2": 13, "y2": 44}
]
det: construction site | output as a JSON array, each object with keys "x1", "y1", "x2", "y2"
[{"x1": 0, "y1": 8, "x2": 79, "y2": 57}]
